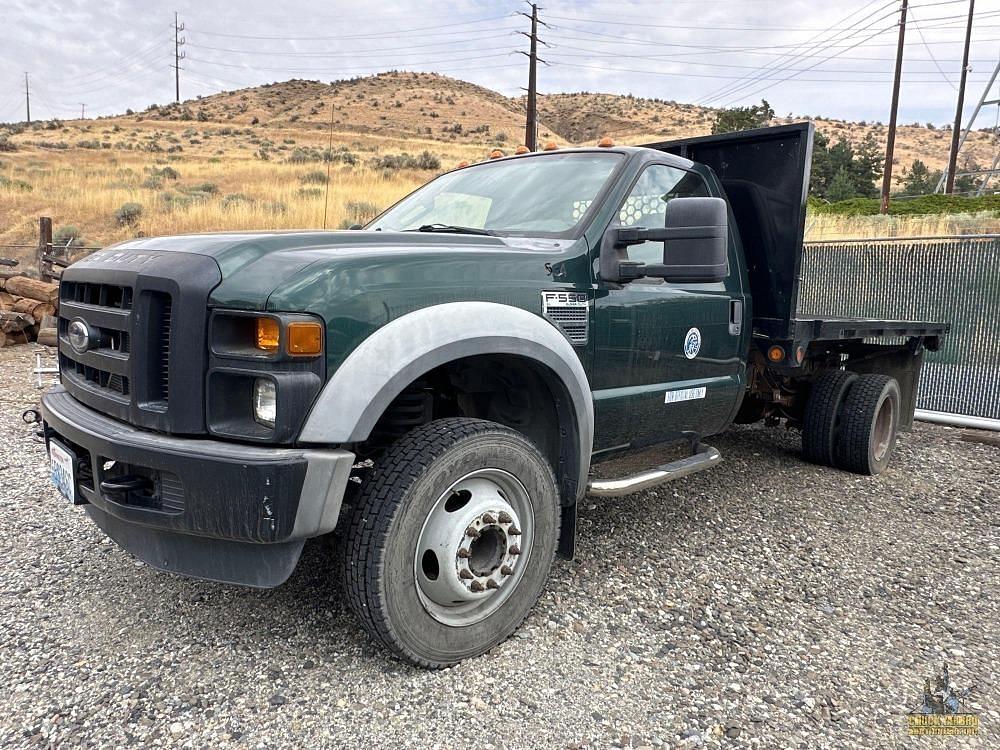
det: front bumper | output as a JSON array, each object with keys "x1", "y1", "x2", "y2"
[{"x1": 41, "y1": 385, "x2": 355, "y2": 587}]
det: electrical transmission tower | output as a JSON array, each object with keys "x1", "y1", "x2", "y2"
[
  {"x1": 934, "y1": 59, "x2": 1000, "y2": 194},
  {"x1": 518, "y1": 3, "x2": 549, "y2": 151},
  {"x1": 173, "y1": 12, "x2": 186, "y2": 103}
]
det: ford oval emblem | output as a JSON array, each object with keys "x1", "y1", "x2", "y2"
[
  {"x1": 67, "y1": 319, "x2": 93, "y2": 354},
  {"x1": 683, "y1": 327, "x2": 702, "y2": 359}
]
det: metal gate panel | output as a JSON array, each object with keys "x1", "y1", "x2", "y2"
[{"x1": 799, "y1": 235, "x2": 1000, "y2": 421}]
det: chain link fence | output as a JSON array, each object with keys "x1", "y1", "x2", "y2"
[{"x1": 800, "y1": 235, "x2": 1000, "y2": 426}]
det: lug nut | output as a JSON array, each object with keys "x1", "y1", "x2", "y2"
[
  {"x1": 508, "y1": 525, "x2": 522, "y2": 536},
  {"x1": 486, "y1": 579, "x2": 500, "y2": 590},
  {"x1": 457, "y1": 548, "x2": 472, "y2": 558},
  {"x1": 482, "y1": 513, "x2": 496, "y2": 524},
  {"x1": 500, "y1": 565, "x2": 513, "y2": 576},
  {"x1": 470, "y1": 580, "x2": 485, "y2": 592},
  {"x1": 459, "y1": 569, "x2": 474, "y2": 580},
  {"x1": 465, "y1": 526, "x2": 479, "y2": 538},
  {"x1": 497, "y1": 511, "x2": 513, "y2": 524},
  {"x1": 509, "y1": 545, "x2": 521, "y2": 556}
]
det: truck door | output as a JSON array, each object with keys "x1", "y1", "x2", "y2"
[{"x1": 592, "y1": 162, "x2": 746, "y2": 450}]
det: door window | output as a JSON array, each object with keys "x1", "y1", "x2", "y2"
[{"x1": 618, "y1": 165, "x2": 709, "y2": 265}]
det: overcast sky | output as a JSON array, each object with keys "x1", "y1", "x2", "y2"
[{"x1": 3, "y1": 0, "x2": 1000, "y2": 127}]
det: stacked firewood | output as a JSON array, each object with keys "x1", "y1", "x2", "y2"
[{"x1": 0, "y1": 271, "x2": 59, "y2": 348}]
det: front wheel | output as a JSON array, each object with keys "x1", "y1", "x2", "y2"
[{"x1": 338, "y1": 418, "x2": 560, "y2": 668}]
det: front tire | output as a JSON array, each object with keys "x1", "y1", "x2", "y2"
[{"x1": 338, "y1": 418, "x2": 560, "y2": 668}]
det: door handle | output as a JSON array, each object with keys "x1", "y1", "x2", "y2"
[{"x1": 729, "y1": 300, "x2": 743, "y2": 336}]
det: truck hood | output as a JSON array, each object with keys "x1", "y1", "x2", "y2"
[{"x1": 108, "y1": 230, "x2": 572, "y2": 309}]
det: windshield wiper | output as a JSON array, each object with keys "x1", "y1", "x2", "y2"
[{"x1": 406, "y1": 223, "x2": 495, "y2": 236}]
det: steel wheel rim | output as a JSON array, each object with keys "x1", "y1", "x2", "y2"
[
  {"x1": 414, "y1": 468, "x2": 534, "y2": 627},
  {"x1": 873, "y1": 396, "x2": 895, "y2": 461}
]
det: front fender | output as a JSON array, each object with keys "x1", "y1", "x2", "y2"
[{"x1": 298, "y1": 301, "x2": 594, "y2": 502}]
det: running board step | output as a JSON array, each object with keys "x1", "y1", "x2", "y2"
[{"x1": 586, "y1": 443, "x2": 722, "y2": 498}]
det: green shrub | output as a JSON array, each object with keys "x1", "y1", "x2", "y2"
[
  {"x1": 0, "y1": 175, "x2": 32, "y2": 191},
  {"x1": 345, "y1": 200, "x2": 379, "y2": 223},
  {"x1": 187, "y1": 181, "x2": 218, "y2": 194},
  {"x1": 54, "y1": 226, "x2": 86, "y2": 247},
  {"x1": 0, "y1": 135, "x2": 16, "y2": 152},
  {"x1": 300, "y1": 169, "x2": 328, "y2": 185},
  {"x1": 812, "y1": 193, "x2": 1000, "y2": 217},
  {"x1": 368, "y1": 150, "x2": 440, "y2": 171},
  {"x1": 141, "y1": 176, "x2": 162, "y2": 190},
  {"x1": 221, "y1": 193, "x2": 255, "y2": 210},
  {"x1": 153, "y1": 165, "x2": 180, "y2": 180},
  {"x1": 298, "y1": 187, "x2": 324, "y2": 198},
  {"x1": 114, "y1": 202, "x2": 143, "y2": 226}
]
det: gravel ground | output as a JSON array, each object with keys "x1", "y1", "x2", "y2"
[{"x1": 1, "y1": 344, "x2": 997, "y2": 749}]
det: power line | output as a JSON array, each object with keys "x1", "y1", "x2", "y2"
[
  {"x1": 698, "y1": 0, "x2": 899, "y2": 106},
  {"x1": 185, "y1": 15, "x2": 515, "y2": 42},
  {"x1": 184, "y1": 32, "x2": 512, "y2": 58},
  {"x1": 908, "y1": 7, "x2": 959, "y2": 89}
]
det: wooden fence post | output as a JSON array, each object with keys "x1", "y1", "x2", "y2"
[{"x1": 37, "y1": 216, "x2": 53, "y2": 281}]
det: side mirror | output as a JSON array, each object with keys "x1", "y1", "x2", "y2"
[{"x1": 600, "y1": 196, "x2": 729, "y2": 284}]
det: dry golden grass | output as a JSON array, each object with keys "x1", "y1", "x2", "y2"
[
  {"x1": 805, "y1": 212, "x2": 1000, "y2": 241},
  {"x1": 3, "y1": 72, "x2": 998, "y2": 267},
  {"x1": 0, "y1": 117, "x2": 488, "y2": 265}
]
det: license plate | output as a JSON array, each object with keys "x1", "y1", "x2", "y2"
[{"x1": 49, "y1": 439, "x2": 77, "y2": 504}]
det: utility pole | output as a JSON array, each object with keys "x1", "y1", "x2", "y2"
[
  {"x1": 881, "y1": 0, "x2": 908, "y2": 214},
  {"x1": 517, "y1": 3, "x2": 548, "y2": 151},
  {"x1": 173, "y1": 11, "x2": 186, "y2": 103},
  {"x1": 946, "y1": 0, "x2": 976, "y2": 194},
  {"x1": 24, "y1": 72, "x2": 30, "y2": 124},
  {"x1": 79, "y1": 103, "x2": 86, "y2": 119}
]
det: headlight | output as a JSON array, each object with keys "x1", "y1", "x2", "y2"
[{"x1": 253, "y1": 378, "x2": 277, "y2": 427}]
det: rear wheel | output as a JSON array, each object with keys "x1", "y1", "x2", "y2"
[
  {"x1": 834, "y1": 374, "x2": 901, "y2": 475},
  {"x1": 802, "y1": 369, "x2": 857, "y2": 466},
  {"x1": 338, "y1": 418, "x2": 560, "y2": 667}
]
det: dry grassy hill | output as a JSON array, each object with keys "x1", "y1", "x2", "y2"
[
  {"x1": 141, "y1": 72, "x2": 562, "y2": 147},
  {"x1": 2, "y1": 71, "x2": 998, "y2": 255},
  {"x1": 534, "y1": 91, "x2": 998, "y2": 175}
]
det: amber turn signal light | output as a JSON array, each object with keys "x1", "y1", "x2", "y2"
[
  {"x1": 488, "y1": 149, "x2": 505, "y2": 159},
  {"x1": 286, "y1": 321, "x2": 323, "y2": 356},
  {"x1": 514, "y1": 145, "x2": 530, "y2": 154},
  {"x1": 542, "y1": 141, "x2": 559, "y2": 151},
  {"x1": 597, "y1": 136, "x2": 615, "y2": 147},
  {"x1": 255, "y1": 318, "x2": 280, "y2": 352},
  {"x1": 767, "y1": 345, "x2": 785, "y2": 362}
]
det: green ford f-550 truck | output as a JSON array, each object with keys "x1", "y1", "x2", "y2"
[{"x1": 41, "y1": 123, "x2": 946, "y2": 666}]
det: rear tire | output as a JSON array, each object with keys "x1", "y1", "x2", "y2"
[
  {"x1": 338, "y1": 418, "x2": 560, "y2": 668},
  {"x1": 834, "y1": 374, "x2": 901, "y2": 475},
  {"x1": 802, "y1": 369, "x2": 857, "y2": 466}
]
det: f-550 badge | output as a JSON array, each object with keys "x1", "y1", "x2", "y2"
[{"x1": 683, "y1": 327, "x2": 702, "y2": 359}]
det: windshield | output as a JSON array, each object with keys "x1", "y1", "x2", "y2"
[{"x1": 368, "y1": 152, "x2": 624, "y2": 237}]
